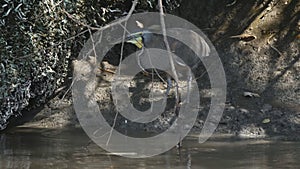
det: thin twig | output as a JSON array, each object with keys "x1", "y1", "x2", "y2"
[
  {"x1": 106, "y1": 0, "x2": 138, "y2": 146},
  {"x1": 15, "y1": 29, "x2": 89, "y2": 60},
  {"x1": 117, "y1": 23, "x2": 168, "y2": 85},
  {"x1": 267, "y1": 34, "x2": 283, "y2": 57},
  {"x1": 158, "y1": 0, "x2": 180, "y2": 102},
  {"x1": 64, "y1": 0, "x2": 137, "y2": 33},
  {"x1": 109, "y1": 6, "x2": 171, "y2": 113},
  {"x1": 144, "y1": 49, "x2": 168, "y2": 85},
  {"x1": 226, "y1": 0, "x2": 237, "y2": 7},
  {"x1": 106, "y1": 111, "x2": 119, "y2": 146}
]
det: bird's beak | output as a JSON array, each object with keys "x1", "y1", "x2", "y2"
[{"x1": 125, "y1": 32, "x2": 144, "y2": 49}]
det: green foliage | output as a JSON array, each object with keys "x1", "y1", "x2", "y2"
[
  {"x1": 0, "y1": 0, "x2": 73, "y2": 129},
  {"x1": 0, "y1": 0, "x2": 182, "y2": 130}
]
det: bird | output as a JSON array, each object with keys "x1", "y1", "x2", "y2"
[
  {"x1": 125, "y1": 30, "x2": 190, "y2": 95},
  {"x1": 123, "y1": 28, "x2": 203, "y2": 100},
  {"x1": 108, "y1": 28, "x2": 211, "y2": 148},
  {"x1": 103, "y1": 26, "x2": 210, "y2": 103},
  {"x1": 129, "y1": 31, "x2": 178, "y2": 97}
]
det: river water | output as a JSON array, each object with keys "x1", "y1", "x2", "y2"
[{"x1": 1, "y1": 127, "x2": 299, "y2": 169}]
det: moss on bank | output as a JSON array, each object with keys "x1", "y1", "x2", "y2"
[{"x1": 0, "y1": 0, "x2": 181, "y2": 130}]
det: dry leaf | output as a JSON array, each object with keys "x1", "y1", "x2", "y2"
[
  {"x1": 243, "y1": 91, "x2": 260, "y2": 98},
  {"x1": 136, "y1": 21, "x2": 144, "y2": 29},
  {"x1": 262, "y1": 118, "x2": 271, "y2": 124},
  {"x1": 230, "y1": 34, "x2": 256, "y2": 42}
]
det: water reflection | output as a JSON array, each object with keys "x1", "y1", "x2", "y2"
[
  {"x1": 0, "y1": 128, "x2": 299, "y2": 169},
  {"x1": 1, "y1": 133, "x2": 31, "y2": 169}
]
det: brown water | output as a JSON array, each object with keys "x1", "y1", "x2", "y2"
[{"x1": 1, "y1": 128, "x2": 299, "y2": 169}]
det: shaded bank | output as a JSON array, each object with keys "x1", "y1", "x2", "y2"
[{"x1": 1, "y1": 0, "x2": 299, "y2": 139}]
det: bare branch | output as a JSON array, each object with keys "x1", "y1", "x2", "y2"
[
  {"x1": 107, "y1": 0, "x2": 138, "y2": 146},
  {"x1": 158, "y1": 0, "x2": 180, "y2": 102}
]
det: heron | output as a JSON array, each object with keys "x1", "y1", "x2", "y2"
[
  {"x1": 124, "y1": 28, "x2": 208, "y2": 103},
  {"x1": 103, "y1": 25, "x2": 211, "y2": 105},
  {"x1": 125, "y1": 30, "x2": 175, "y2": 96},
  {"x1": 106, "y1": 28, "x2": 211, "y2": 148}
]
